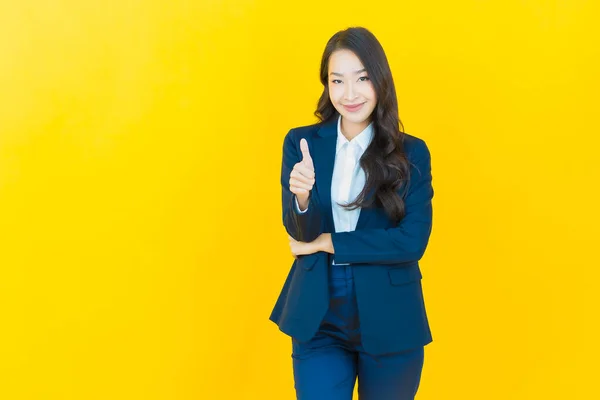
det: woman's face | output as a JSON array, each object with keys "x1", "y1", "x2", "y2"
[{"x1": 327, "y1": 49, "x2": 377, "y2": 132}]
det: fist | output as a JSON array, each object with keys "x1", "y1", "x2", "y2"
[{"x1": 289, "y1": 138, "x2": 315, "y2": 199}]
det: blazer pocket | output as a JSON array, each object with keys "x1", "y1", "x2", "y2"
[
  {"x1": 388, "y1": 265, "x2": 422, "y2": 286},
  {"x1": 297, "y1": 253, "x2": 320, "y2": 271}
]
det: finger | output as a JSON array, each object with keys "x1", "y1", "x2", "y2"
[
  {"x1": 290, "y1": 178, "x2": 314, "y2": 191},
  {"x1": 299, "y1": 139, "x2": 314, "y2": 169},
  {"x1": 289, "y1": 186, "x2": 309, "y2": 195},
  {"x1": 290, "y1": 168, "x2": 312, "y2": 181},
  {"x1": 293, "y1": 162, "x2": 315, "y2": 178}
]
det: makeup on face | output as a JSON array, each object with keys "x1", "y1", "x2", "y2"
[{"x1": 328, "y1": 49, "x2": 377, "y2": 128}]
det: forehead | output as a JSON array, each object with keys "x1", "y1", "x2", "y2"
[{"x1": 328, "y1": 49, "x2": 365, "y2": 73}]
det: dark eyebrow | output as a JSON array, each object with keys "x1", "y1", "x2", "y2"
[{"x1": 329, "y1": 68, "x2": 367, "y2": 76}]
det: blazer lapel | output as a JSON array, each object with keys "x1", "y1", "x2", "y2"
[
  {"x1": 355, "y1": 187, "x2": 376, "y2": 230},
  {"x1": 312, "y1": 118, "x2": 337, "y2": 232}
]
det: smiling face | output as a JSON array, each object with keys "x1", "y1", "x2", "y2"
[{"x1": 327, "y1": 49, "x2": 377, "y2": 136}]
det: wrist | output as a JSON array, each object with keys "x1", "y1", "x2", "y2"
[
  {"x1": 295, "y1": 193, "x2": 309, "y2": 211},
  {"x1": 317, "y1": 233, "x2": 333, "y2": 254}
]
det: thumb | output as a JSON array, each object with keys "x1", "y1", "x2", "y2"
[{"x1": 299, "y1": 138, "x2": 314, "y2": 169}]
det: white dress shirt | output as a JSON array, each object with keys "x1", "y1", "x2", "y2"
[{"x1": 295, "y1": 115, "x2": 375, "y2": 265}]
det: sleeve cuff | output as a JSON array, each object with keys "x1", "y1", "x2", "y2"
[{"x1": 294, "y1": 195, "x2": 309, "y2": 214}]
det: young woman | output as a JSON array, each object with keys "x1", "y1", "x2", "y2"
[{"x1": 270, "y1": 26, "x2": 434, "y2": 400}]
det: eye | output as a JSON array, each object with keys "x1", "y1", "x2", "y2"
[
  {"x1": 358, "y1": 76, "x2": 370, "y2": 82},
  {"x1": 331, "y1": 79, "x2": 342, "y2": 84}
]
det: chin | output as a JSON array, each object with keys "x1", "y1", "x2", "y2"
[{"x1": 342, "y1": 112, "x2": 372, "y2": 124}]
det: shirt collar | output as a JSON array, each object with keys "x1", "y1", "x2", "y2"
[{"x1": 335, "y1": 114, "x2": 375, "y2": 154}]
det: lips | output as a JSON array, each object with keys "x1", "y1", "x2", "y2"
[{"x1": 343, "y1": 103, "x2": 365, "y2": 112}]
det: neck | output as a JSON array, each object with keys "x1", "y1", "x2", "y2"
[{"x1": 341, "y1": 117, "x2": 370, "y2": 141}]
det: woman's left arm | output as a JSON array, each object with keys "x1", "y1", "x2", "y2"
[{"x1": 317, "y1": 140, "x2": 434, "y2": 265}]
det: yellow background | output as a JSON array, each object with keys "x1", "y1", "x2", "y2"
[{"x1": 1, "y1": 0, "x2": 598, "y2": 398}]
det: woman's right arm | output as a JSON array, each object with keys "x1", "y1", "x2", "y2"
[{"x1": 281, "y1": 129, "x2": 324, "y2": 242}]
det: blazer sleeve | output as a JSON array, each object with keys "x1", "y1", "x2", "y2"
[
  {"x1": 281, "y1": 129, "x2": 324, "y2": 242},
  {"x1": 330, "y1": 139, "x2": 434, "y2": 265}
]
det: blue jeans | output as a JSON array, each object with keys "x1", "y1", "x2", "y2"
[{"x1": 291, "y1": 261, "x2": 425, "y2": 400}]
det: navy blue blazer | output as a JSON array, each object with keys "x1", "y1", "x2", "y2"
[{"x1": 269, "y1": 116, "x2": 434, "y2": 356}]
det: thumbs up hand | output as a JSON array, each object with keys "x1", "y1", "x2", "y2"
[{"x1": 289, "y1": 138, "x2": 315, "y2": 207}]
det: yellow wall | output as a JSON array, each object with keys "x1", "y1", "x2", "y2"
[{"x1": 1, "y1": 0, "x2": 598, "y2": 398}]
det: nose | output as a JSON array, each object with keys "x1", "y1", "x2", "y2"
[{"x1": 344, "y1": 82, "x2": 358, "y2": 101}]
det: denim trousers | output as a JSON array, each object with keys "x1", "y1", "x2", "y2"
[{"x1": 291, "y1": 260, "x2": 425, "y2": 400}]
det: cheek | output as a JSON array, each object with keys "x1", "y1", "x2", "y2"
[
  {"x1": 328, "y1": 85, "x2": 343, "y2": 103},
  {"x1": 366, "y1": 85, "x2": 377, "y2": 100}
]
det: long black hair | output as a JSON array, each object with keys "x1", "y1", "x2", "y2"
[{"x1": 314, "y1": 26, "x2": 411, "y2": 224}]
